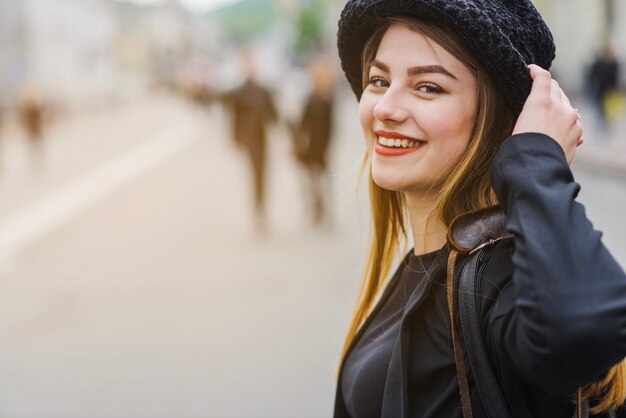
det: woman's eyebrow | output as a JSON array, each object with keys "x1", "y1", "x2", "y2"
[
  {"x1": 408, "y1": 65, "x2": 457, "y2": 80},
  {"x1": 368, "y1": 59, "x2": 389, "y2": 72},
  {"x1": 368, "y1": 60, "x2": 457, "y2": 80}
]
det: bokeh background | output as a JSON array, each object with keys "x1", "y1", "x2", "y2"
[{"x1": 0, "y1": 0, "x2": 624, "y2": 417}]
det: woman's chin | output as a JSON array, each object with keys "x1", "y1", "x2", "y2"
[
  {"x1": 372, "y1": 175, "x2": 413, "y2": 193},
  {"x1": 372, "y1": 173, "x2": 438, "y2": 195}
]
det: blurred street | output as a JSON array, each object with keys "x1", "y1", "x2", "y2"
[
  {"x1": 0, "y1": 92, "x2": 369, "y2": 418},
  {"x1": 0, "y1": 92, "x2": 621, "y2": 417}
]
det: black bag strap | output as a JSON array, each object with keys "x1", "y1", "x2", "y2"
[
  {"x1": 449, "y1": 206, "x2": 591, "y2": 417},
  {"x1": 458, "y1": 247, "x2": 590, "y2": 418},
  {"x1": 459, "y1": 248, "x2": 512, "y2": 418}
]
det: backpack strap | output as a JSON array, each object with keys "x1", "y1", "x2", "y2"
[
  {"x1": 458, "y1": 246, "x2": 512, "y2": 418},
  {"x1": 457, "y1": 244, "x2": 591, "y2": 418},
  {"x1": 447, "y1": 206, "x2": 512, "y2": 254},
  {"x1": 448, "y1": 206, "x2": 590, "y2": 418},
  {"x1": 447, "y1": 249, "x2": 474, "y2": 418}
]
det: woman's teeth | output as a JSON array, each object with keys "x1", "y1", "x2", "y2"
[{"x1": 377, "y1": 136, "x2": 420, "y2": 148}]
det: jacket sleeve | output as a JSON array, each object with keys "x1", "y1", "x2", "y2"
[{"x1": 489, "y1": 132, "x2": 626, "y2": 395}]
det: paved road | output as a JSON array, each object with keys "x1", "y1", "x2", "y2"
[
  {"x1": 0, "y1": 93, "x2": 367, "y2": 418},
  {"x1": 0, "y1": 93, "x2": 622, "y2": 418}
]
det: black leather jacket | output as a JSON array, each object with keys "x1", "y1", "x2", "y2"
[{"x1": 334, "y1": 133, "x2": 626, "y2": 417}]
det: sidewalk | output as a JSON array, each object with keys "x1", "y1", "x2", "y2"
[
  {"x1": 573, "y1": 98, "x2": 626, "y2": 177},
  {"x1": 0, "y1": 92, "x2": 367, "y2": 417}
]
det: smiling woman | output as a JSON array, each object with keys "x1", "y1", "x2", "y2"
[
  {"x1": 360, "y1": 23, "x2": 477, "y2": 199},
  {"x1": 333, "y1": 1, "x2": 626, "y2": 418}
]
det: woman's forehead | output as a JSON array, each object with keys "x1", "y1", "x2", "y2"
[{"x1": 374, "y1": 23, "x2": 471, "y2": 77}]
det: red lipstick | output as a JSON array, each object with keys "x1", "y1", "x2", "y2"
[
  {"x1": 375, "y1": 130, "x2": 418, "y2": 140},
  {"x1": 374, "y1": 131, "x2": 426, "y2": 156}
]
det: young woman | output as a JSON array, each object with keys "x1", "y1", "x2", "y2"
[{"x1": 334, "y1": 0, "x2": 626, "y2": 417}]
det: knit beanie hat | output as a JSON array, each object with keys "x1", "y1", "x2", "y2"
[{"x1": 337, "y1": 0, "x2": 556, "y2": 114}]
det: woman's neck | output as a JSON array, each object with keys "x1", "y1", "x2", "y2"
[{"x1": 405, "y1": 193, "x2": 448, "y2": 256}]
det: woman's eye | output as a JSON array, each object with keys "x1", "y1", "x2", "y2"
[
  {"x1": 416, "y1": 83, "x2": 444, "y2": 94},
  {"x1": 368, "y1": 76, "x2": 389, "y2": 88}
]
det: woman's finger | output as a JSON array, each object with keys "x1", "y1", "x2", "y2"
[
  {"x1": 550, "y1": 79, "x2": 562, "y2": 104},
  {"x1": 528, "y1": 64, "x2": 552, "y2": 98},
  {"x1": 560, "y1": 88, "x2": 572, "y2": 108},
  {"x1": 558, "y1": 87, "x2": 581, "y2": 127},
  {"x1": 545, "y1": 78, "x2": 579, "y2": 132}
]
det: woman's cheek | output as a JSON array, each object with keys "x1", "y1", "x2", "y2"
[
  {"x1": 427, "y1": 105, "x2": 473, "y2": 149},
  {"x1": 358, "y1": 96, "x2": 377, "y2": 156}
]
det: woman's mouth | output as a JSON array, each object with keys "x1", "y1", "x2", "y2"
[{"x1": 375, "y1": 135, "x2": 426, "y2": 156}]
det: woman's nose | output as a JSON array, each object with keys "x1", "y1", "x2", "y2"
[{"x1": 373, "y1": 89, "x2": 408, "y2": 123}]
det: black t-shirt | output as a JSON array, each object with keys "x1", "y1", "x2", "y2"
[{"x1": 340, "y1": 245, "x2": 460, "y2": 417}]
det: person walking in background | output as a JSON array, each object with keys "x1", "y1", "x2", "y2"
[
  {"x1": 223, "y1": 50, "x2": 278, "y2": 234},
  {"x1": 587, "y1": 42, "x2": 620, "y2": 130},
  {"x1": 291, "y1": 56, "x2": 335, "y2": 227},
  {"x1": 18, "y1": 86, "x2": 46, "y2": 166}
]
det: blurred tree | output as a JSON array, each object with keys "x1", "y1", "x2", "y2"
[
  {"x1": 294, "y1": 0, "x2": 324, "y2": 56},
  {"x1": 204, "y1": 0, "x2": 280, "y2": 43}
]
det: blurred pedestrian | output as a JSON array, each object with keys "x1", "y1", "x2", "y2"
[
  {"x1": 223, "y1": 50, "x2": 278, "y2": 234},
  {"x1": 587, "y1": 42, "x2": 620, "y2": 129},
  {"x1": 18, "y1": 86, "x2": 46, "y2": 165},
  {"x1": 290, "y1": 57, "x2": 335, "y2": 226},
  {"x1": 334, "y1": 0, "x2": 626, "y2": 417}
]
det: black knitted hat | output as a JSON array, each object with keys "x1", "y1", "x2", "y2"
[{"x1": 337, "y1": 0, "x2": 556, "y2": 114}]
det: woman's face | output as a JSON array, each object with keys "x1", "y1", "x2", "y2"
[{"x1": 359, "y1": 23, "x2": 478, "y2": 194}]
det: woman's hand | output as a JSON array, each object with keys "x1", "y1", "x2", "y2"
[{"x1": 512, "y1": 64, "x2": 583, "y2": 165}]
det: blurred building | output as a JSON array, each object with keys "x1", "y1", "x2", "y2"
[
  {"x1": 129, "y1": 0, "x2": 195, "y2": 88},
  {"x1": 0, "y1": 1, "x2": 26, "y2": 109},
  {"x1": 114, "y1": 0, "x2": 199, "y2": 94},
  {"x1": 0, "y1": 0, "x2": 118, "y2": 111},
  {"x1": 535, "y1": 0, "x2": 626, "y2": 93},
  {"x1": 0, "y1": 0, "x2": 211, "y2": 112}
]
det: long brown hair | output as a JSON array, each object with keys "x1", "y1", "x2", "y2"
[{"x1": 340, "y1": 16, "x2": 626, "y2": 414}]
